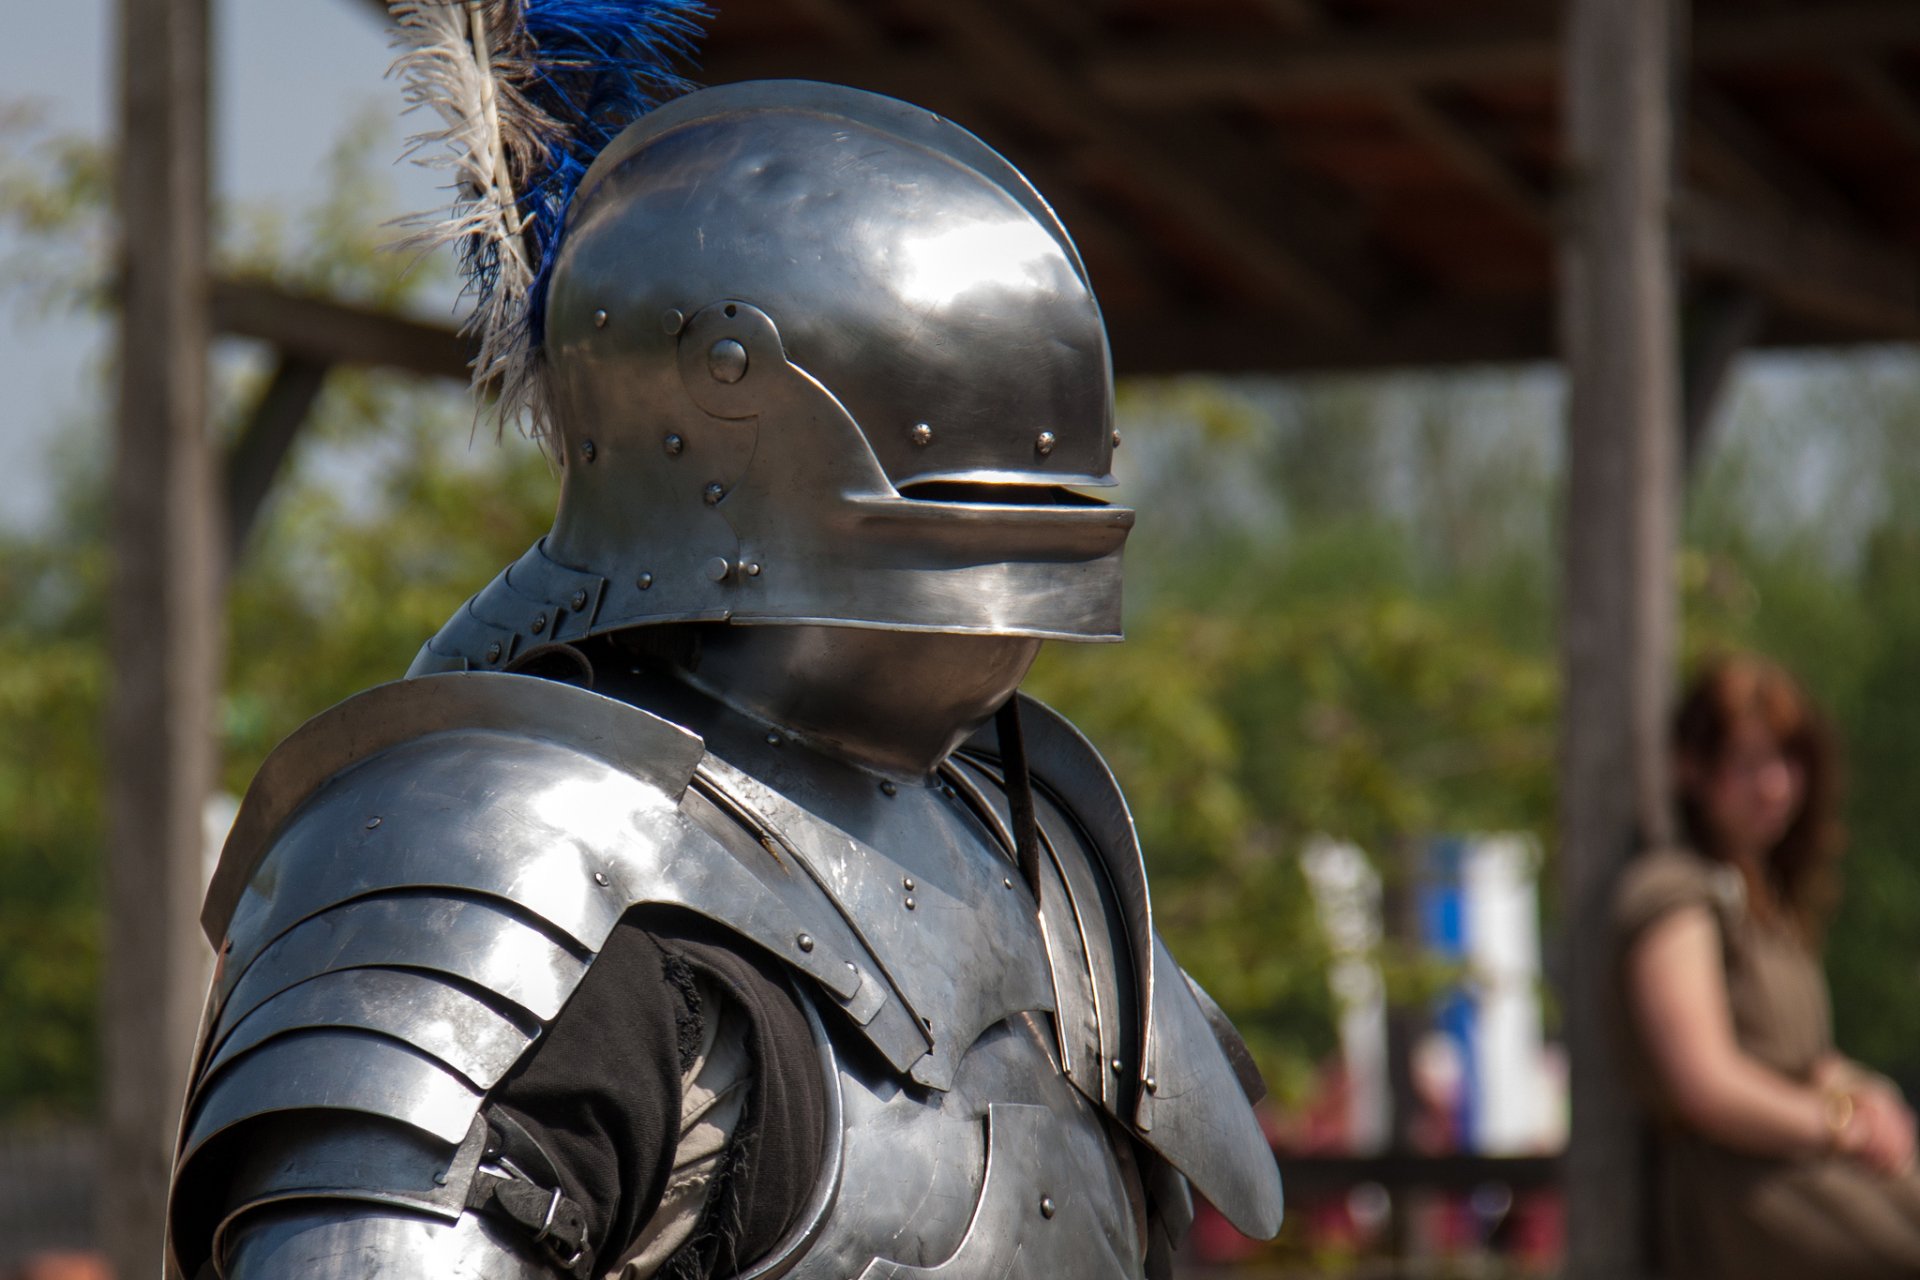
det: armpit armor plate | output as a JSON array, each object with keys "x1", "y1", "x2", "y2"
[{"x1": 170, "y1": 674, "x2": 1279, "y2": 1279}]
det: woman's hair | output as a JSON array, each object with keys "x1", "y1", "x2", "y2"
[{"x1": 1672, "y1": 654, "x2": 1845, "y2": 940}]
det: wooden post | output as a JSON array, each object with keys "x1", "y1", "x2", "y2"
[
  {"x1": 106, "y1": 0, "x2": 217, "y2": 1274},
  {"x1": 1559, "y1": 1, "x2": 1683, "y2": 1277}
]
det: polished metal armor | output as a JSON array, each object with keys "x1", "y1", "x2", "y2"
[
  {"x1": 413, "y1": 78, "x2": 1131, "y2": 679},
  {"x1": 171, "y1": 677, "x2": 1280, "y2": 1279},
  {"x1": 168, "y1": 79, "x2": 1281, "y2": 1280}
]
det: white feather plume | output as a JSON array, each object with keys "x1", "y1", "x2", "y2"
[{"x1": 388, "y1": 1, "x2": 548, "y2": 442}]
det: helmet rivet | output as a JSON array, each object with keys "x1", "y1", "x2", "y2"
[
  {"x1": 570, "y1": 590, "x2": 588, "y2": 611},
  {"x1": 796, "y1": 932, "x2": 815, "y2": 953},
  {"x1": 593, "y1": 870, "x2": 610, "y2": 887},
  {"x1": 1036, "y1": 430, "x2": 1057, "y2": 456},
  {"x1": 661, "y1": 308, "x2": 684, "y2": 335},
  {"x1": 904, "y1": 896, "x2": 917, "y2": 911},
  {"x1": 910, "y1": 422, "x2": 934, "y2": 447},
  {"x1": 1004, "y1": 877, "x2": 1014, "y2": 890},
  {"x1": 881, "y1": 781, "x2": 898, "y2": 797},
  {"x1": 1111, "y1": 429, "x2": 1122, "y2": 448},
  {"x1": 636, "y1": 572, "x2": 654, "y2": 590},
  {"x1": 902, "y1": 876, "x2": 915, "y2": 891},
  {"x1": 365, "y1": 816, "x2": 382, "y2": 830},
  {"x1": 530, "y1": 613, "x2": 548, "y2": 635},
  {"x1": 703, "y1": 481, "x2": 726, "y2": 505},
  {"x1": 581, "y1": 439, "x2": 596, "y2": 463},
  {"x1": 1039, "y1": 1195, "x2": 1056, "y2": 1220},
  {"x1": 708, "y1": 338, "x2": 749, "y2": 384},
  {"x1": 705, "y1": 556, "x2": 733, "y2": 582},
  {"x1": 1144, "y1": 1074, "x2": 1158, "y2": 1093},
  {"x1": 745, "y1": 562, "x2": 762, "y2": 577},
  {"x1": 664, "y1": 433, "x2": 684, "y2": 457},
  {"x1": 485, "y1": 642, "x2": 503, "y2": 663},
  {"x1": 592, "y1": 309, "x2": 609, "y2": 329}
]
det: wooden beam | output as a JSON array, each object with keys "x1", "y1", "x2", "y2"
[
  {"x1": 1689, "y1": 85, "x2": 1861, "y2": 228},
  {"x1": 106, "y1": 2, "x2": 217, "y2": 1277},
  {"x1": 1105, "y1": 298, "x2": 1555, "y2": 375},
  {"x1": 1379, "y1": 87, "x2": 1553, "y2": 233},
  {"x1": 860, "y1": 0, "x2": 1364, "y2": 331},
  {"x1": 1559, "y1": 0, "x2": 1682, "y2": 1276},
  {"x1": 1677, "y1": 190, "x2": 1920, "y2": 337},
  {"x1": 211, "y1": 278, "x2": 472, "y2": 381},
  {"x1": 1681, "y1": 284, "x2": 1766, "y2": 476},
  {"x1": 1089, "y1": 2, "x2": 1920, "y2": 105},
  {"x1": 1845, "y1": 61, "x2": 1920, "y2": 153},
  {"x1": 225, "y1": 356, "x2": 332, "y2": 566}
]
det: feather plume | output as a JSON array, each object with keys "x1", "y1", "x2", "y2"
[{"x1": 388, "y1": 0, "x2": 710, "y2": 446}]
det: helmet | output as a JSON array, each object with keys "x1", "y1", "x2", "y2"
[{"x1": 416, "y1": 80, "x2": 1132, "y2": 676}]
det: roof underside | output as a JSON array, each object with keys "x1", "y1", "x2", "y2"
[{"x1": 693, "y1": 0, "x2": 1920, "y2": 376}]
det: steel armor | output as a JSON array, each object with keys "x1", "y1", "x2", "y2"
[{"x1": 167, "y1": 80, "x2": 1282, "y2": 1280}]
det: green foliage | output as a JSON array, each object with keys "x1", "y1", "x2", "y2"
[{"x1": 1029, "y1": 374, "x2": 1562, "y2": 1097}]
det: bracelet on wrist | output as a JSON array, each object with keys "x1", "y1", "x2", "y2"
[{"x1": 1825, "y1": 1088, "x2": 1857, "y2": 1150}]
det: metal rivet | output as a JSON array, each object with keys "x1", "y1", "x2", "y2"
[
  {"x1": 705, "y1": 556, "x2": 733, "y2": 582},
  {"x1": 902, "y1": 876, "x2": 915, "y2": 892},
  {"x1": 703, "y1": 481, "x2": 726, "y2": 505},
  {"x1": 797, "y1": 933, "x2": 815, "y2": 953},
  {"x1": 1039, "y1": 1196, "x2": 1056, "y2": 1220},
  {"x1": 1004, "y1": 877, "x2": 1014, "y2": 890},
  {"x1": 593, "y1": 871, "x2": 610, "y2": 887},
  {"x1": 636, "y1": 573, "x2": 654, "y2": 590},
  {"x1": 910, "y1": 422, "x2": 934, "y2": 446},
  {"x1": 664, "y1": 433, "x2": 685, "y2": 457},
  {"x1": 581, "y1": 439, "x2": 596, "y2": 463},
  {"x1": 881, "y1": 780, "x2": 898, "y2": 796},
  {"x1": 1036, "y1": 430, "x2": 1057, "y2": 456},
  {"x1": 1111, "y1": 1058, "x2": 1124, "y2": 1074},
  {"x1": 745, "y1": 562, "x2": 762, "y2": 577},
  {"x1": 708, "y1": 338, "x2": 749, "y2": 383},
  {"x1": 662, "y1": 307, "x2": 684, "y2": 334},
  {"x1": 485, "y1": 642, "x2": 503, "y2": 663},
  {"x1": 1144, "y1": 1074, "x2": 1158, "y2": 1094},
  {"x1": 904, "y1": 896, "x2": 917, "y2": 911},
  {"x1": 530, "y1": 613, "x2": 548, "y2": 635},
  {"x1": 1111, "y1": 429, "x2": 1122, "y2": 448},
  {"x1": 433, "y1": 1170, "x2": 450, "y2": 1186},
  {"x1": 766, "y1": 731, "x2": 782, "y2": 746},
  {"x1": 365, "y1": 816, "x2": 382, "y2": 830},
  {"x1": 570, "y1": 590, "x2": 588, "y2": 612},
  {"x1": 592, "y1": 309, "x2": 608, "y2": 329}
]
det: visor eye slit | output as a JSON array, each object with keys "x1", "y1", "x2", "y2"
[{"x1": 897, "y1": 481, "x2": 1106, "y2": 508}]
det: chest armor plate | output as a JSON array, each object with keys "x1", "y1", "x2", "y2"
[{"x1": 764, "y1": 1007, "x2": 1144, "y2": 1280}]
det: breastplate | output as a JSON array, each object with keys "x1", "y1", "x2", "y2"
[
  {"x1": 668, "y1": 715, "x2": 1148, "y2": 1280},
  {"x1": 753, "y1": 1005, "x2": 1144, "y2": 1280}
]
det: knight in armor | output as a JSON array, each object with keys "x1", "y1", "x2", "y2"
[{"x1": 165, "y1": 8, "x2": 1283, "y2": 1276}]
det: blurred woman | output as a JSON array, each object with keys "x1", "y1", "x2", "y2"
[{"x1": 1615, "y1": 654, "x2": 1920, "y2": 1278}]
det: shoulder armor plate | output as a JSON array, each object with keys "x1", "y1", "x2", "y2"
[{"x1": 174, "y1": 673, "x2": 906, "y2": 1275}]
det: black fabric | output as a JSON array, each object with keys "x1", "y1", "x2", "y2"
[
  {"x1": 487, "y1": 918, "x2": 688, "y2": 1277},
  {"x1": 646, "y1": 914, "x2": 830, "y2": 1279},
  {"x1": 486, "y1": 906, "x2": 827, "y2": 1279}
]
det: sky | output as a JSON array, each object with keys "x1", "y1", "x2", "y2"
[{"x1": 0, "y1": 0, "x2": 455, "y2": 530}]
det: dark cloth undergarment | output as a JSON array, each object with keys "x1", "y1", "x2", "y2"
[{"x1": 488, "y1": 906, "x2": 827, "y2": 1278}]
